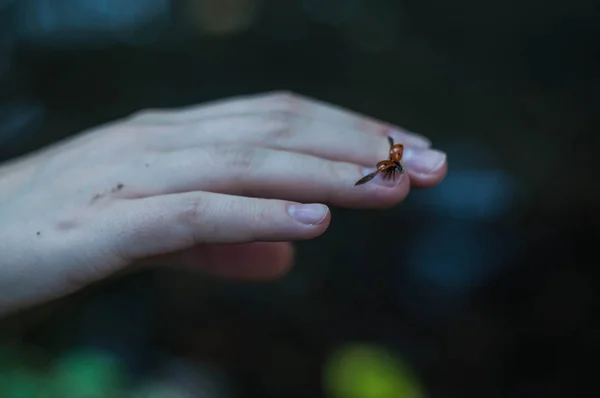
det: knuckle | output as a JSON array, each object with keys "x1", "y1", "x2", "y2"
[
  {"x1": 264, "y1": 90, "x2": 302, "y2": 113},
  {"x1": 178, "y1": 195, "x2": 217, "y2": 244},
  {"x1": 212, "y1": 198, "x2": 273, "y2": 241},
  {"x1": 212, "y1": 144, "x2": 262, "y2": 174},
  {"x1": 179, "y1": 194, "x2": 210, "y2": 224},
  {"x1": 109, "y1": 123, "x2": 175, "y2": 152},
  {"x1": 263, "y1": 115, "x2": 295, "y2": 142},
  {"x1": 97, "y1": 124, "x2": 144, "y2": 152},
  {"x1": 269, "y1": 90, "x2": 295, "y2": 99},
  {"x1": 244, "y1": 199, "x2": 273, "y2": 231}
]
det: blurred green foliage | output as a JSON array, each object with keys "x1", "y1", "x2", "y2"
[{"x1": 324, "y1": 343, "x2": 423, "y2": 398}]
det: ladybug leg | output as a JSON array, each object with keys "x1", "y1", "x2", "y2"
[{"x1": 382, "y1": 169, "x2": 394, "y2": 181}]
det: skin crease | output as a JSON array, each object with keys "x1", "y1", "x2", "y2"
[{"x1": 0, "y1": 91, "x2": 448, "y2": 316}]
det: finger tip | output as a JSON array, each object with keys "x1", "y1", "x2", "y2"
[
  {"x1": 408, "y1": 160, "x2": 448, "y2": 188},
  {"x1": 356, "y1": 173, "x2": 411, "y2": 208},
  {"x1": 316, "y1": 209, "x2": 332, "y2": 231},
  {"x1": 243, "y1": 241, "x2": 296, "y2": 280},
  {"x1": 289, "y1": 202, "x2": 332, "y2": 238},
  {"x1": 182, "y1": 242, "x2": 296, "y2": 281}
]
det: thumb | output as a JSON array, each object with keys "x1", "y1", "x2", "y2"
[{"x1": 173, "y1": 241, "x2": 295, "y2": 280}]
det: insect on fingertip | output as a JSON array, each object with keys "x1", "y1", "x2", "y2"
[{"x1": 354, "y1": 137, "x2": 405, "y2": 187}]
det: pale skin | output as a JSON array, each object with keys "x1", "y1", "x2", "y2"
[{"x1": 0, "y1": 91, "x2": 447, "y2": 316}]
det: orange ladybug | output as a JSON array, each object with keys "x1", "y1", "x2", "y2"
[{"x1": 354, "y1": 136, "x2": 404, "y2": 186}]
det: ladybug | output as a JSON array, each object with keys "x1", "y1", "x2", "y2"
[{"x1": 354, "y1": 137, "x2": 404, "y2": 186}]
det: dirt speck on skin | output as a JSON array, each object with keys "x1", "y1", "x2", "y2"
[
  {"x1": 36, "y1": 231, "x2": 41, "y2": 236},
  {"x1": 111, "y1": 183, "x2": 124, "y2": 193},
  {"x1": 90, "y1": 183, "x2": 125, "y2": 204},
  {"x1": 90, "y1": 193, "x2": 103, "y2": 203}
]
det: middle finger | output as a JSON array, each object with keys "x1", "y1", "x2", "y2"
[{"x1": 128, "y1": 144, "x2": 410, "y2": 208}]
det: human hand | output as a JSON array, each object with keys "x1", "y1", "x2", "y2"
[{"x1": 0, "y1": 91, "x2": 447, "y2": 315}]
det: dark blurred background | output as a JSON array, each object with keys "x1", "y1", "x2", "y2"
[{"x1": 1, "y1": 0, "x2": 599, "y2": 397}]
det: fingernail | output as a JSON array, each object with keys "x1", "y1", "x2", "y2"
[
  {"x1": 402, "y1": 147, "x2": 447, "y2": 174},
  {"x1": 360, "y1": 168, "x2": 402, "y2": 187},
  {"x1": 287, "y1": 204, "x2": 329, "y2": 225},
  {"x1": 389, "y1": 128, "x2": 432, "y2": 148}
]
